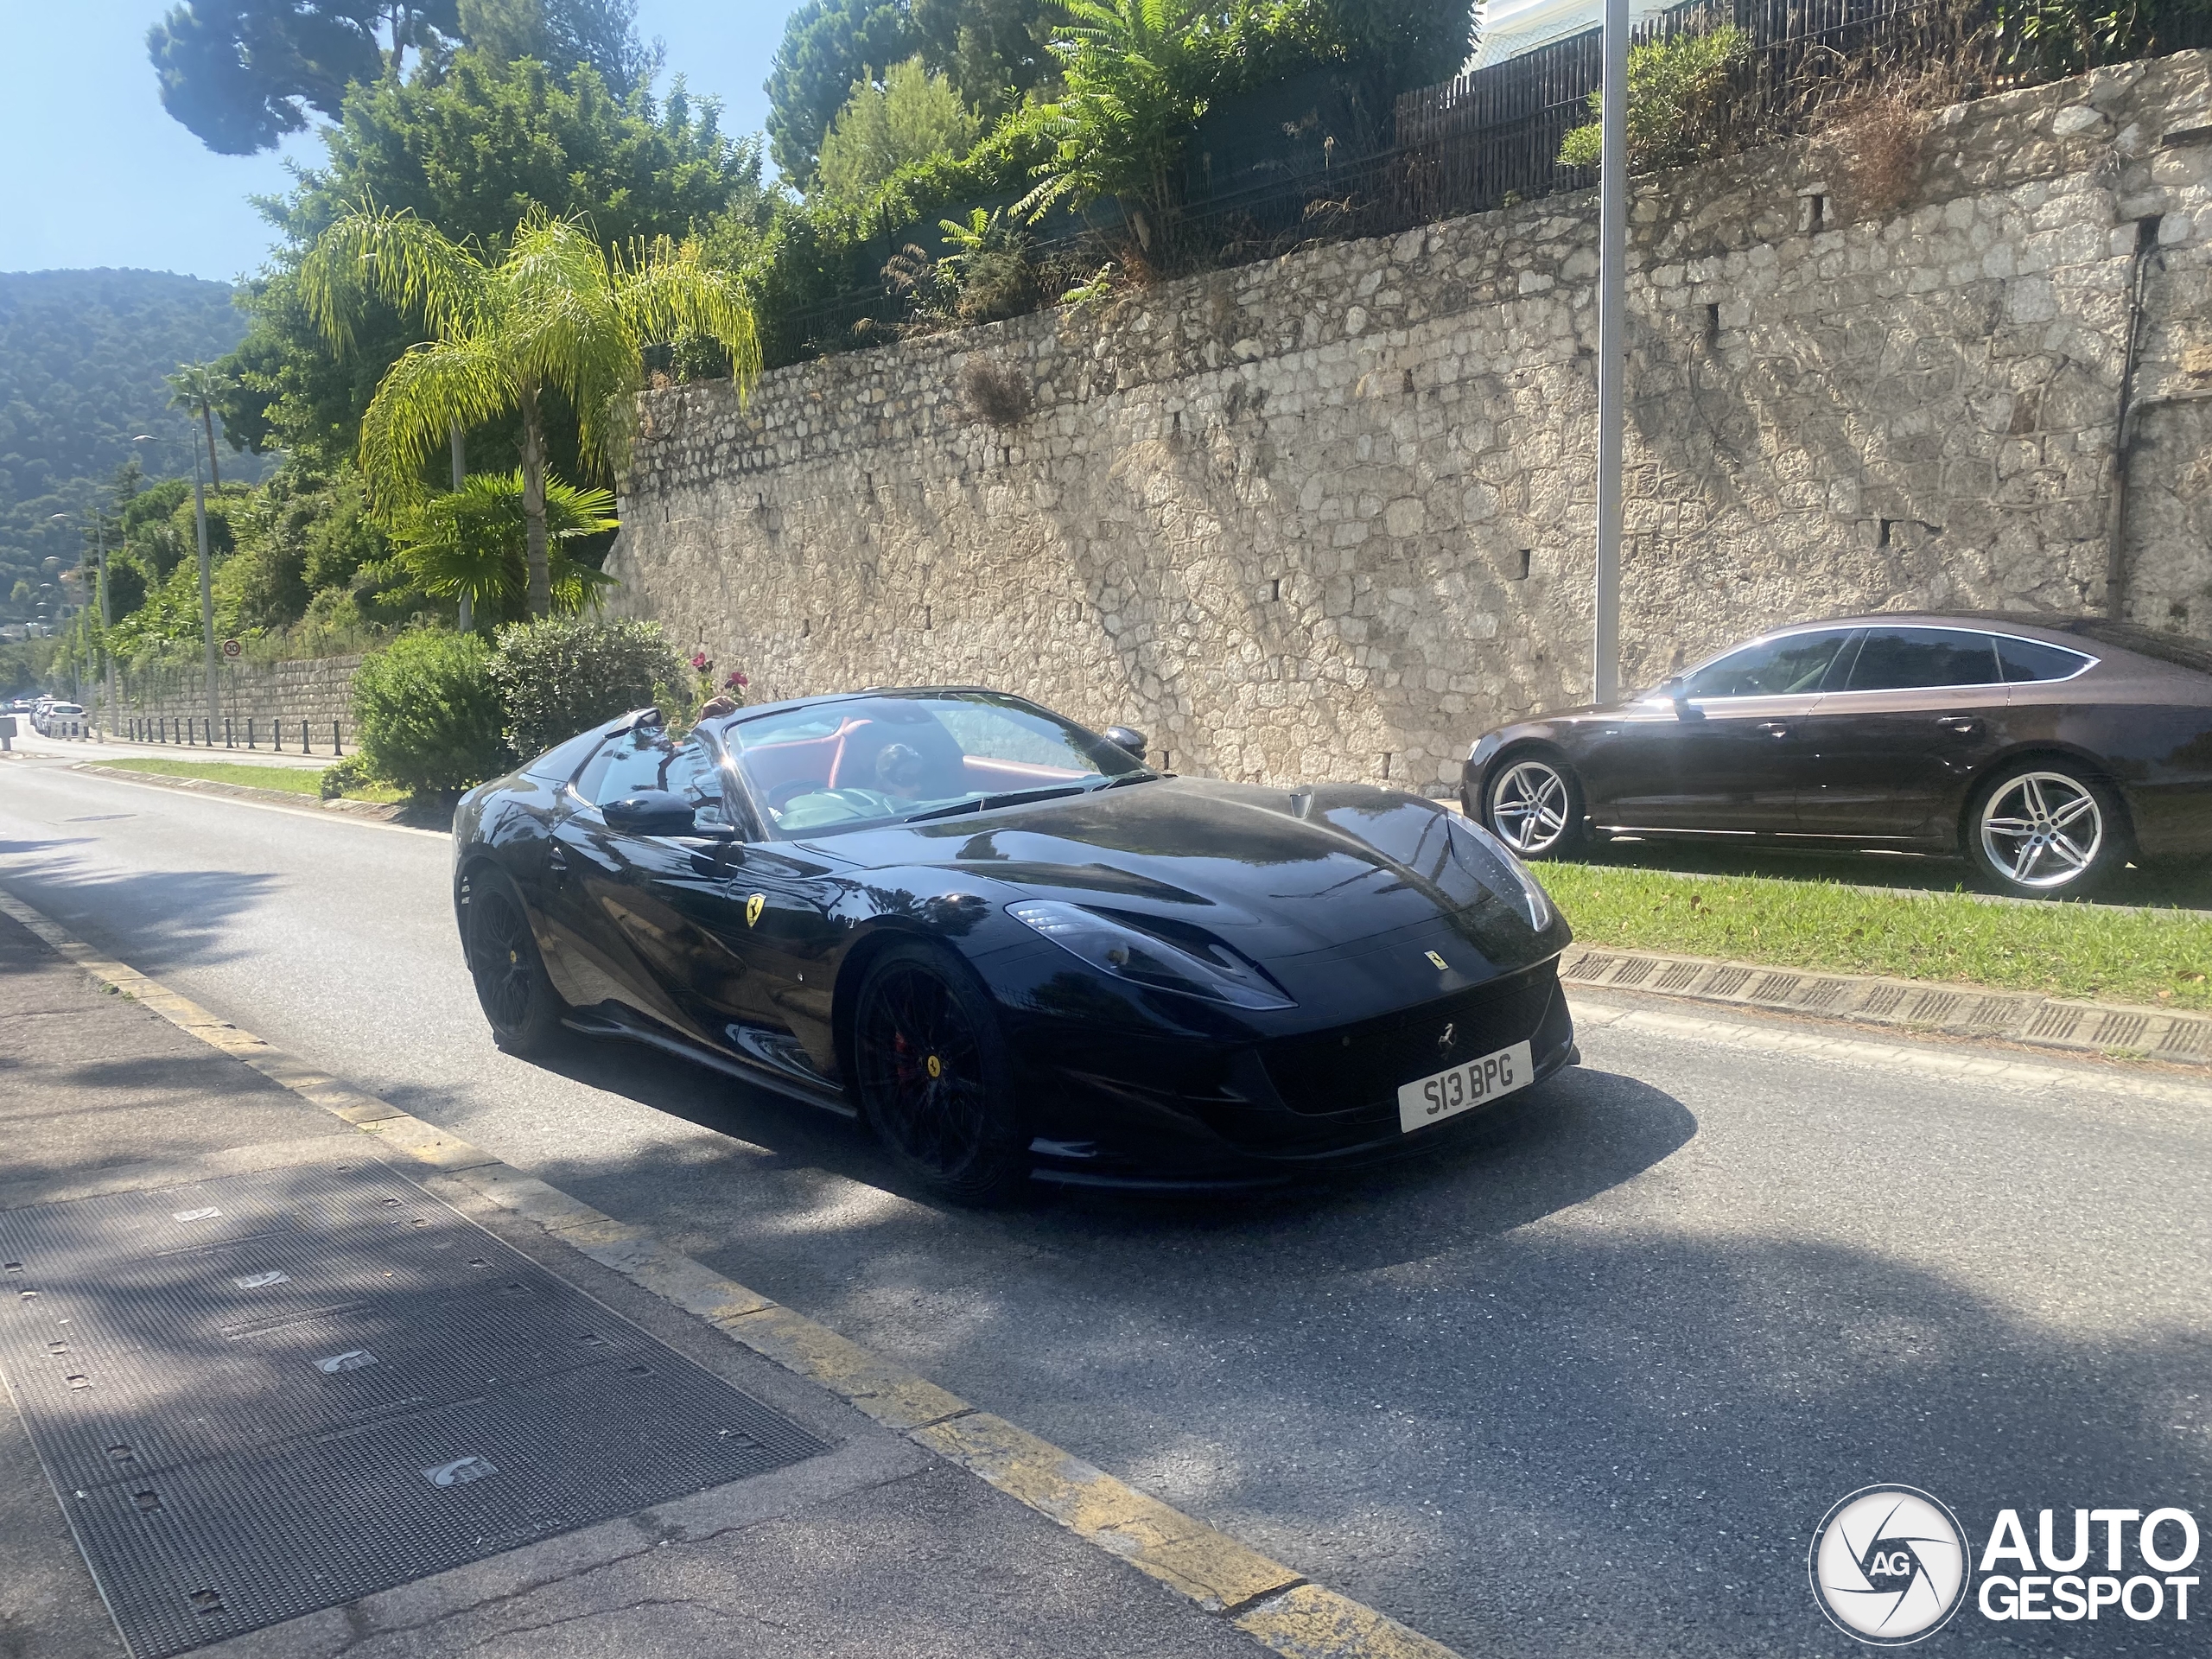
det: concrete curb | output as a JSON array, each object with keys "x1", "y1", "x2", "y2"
[
  {"x1": 0, "y1": 886, "x2": 1458, "y2": 1659},
  {"x1": 1559, "y1": 945, "x2": 2212, "y2": 1066}
]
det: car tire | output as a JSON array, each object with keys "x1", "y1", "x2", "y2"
[
  {"x1": 1966, "y1": 760, "x2": 2126, "y2": 898},
  {"x1": 1482, "y1": 753, "x2": 1587, "y2": 860},
  {"x1": 462, "y1": 865, "x2": 570, "y2": 1055},
  {"x1": 851, "y1": 939, "x2": 1029, "y2": 1206}
]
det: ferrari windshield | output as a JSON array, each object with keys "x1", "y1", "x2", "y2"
[{"x1": 723, "y1": 690, "x2": 1153, "y2": 836}]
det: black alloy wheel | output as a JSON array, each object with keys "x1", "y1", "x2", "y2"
[
  {"x1": 464, "y1": 867, "x2": 569, "y2": 1055},
  {"x1": 852, "y1": 940, "x2": 1028, "y2": 1205},
  {"x1": 1483, "y1": 753, "x2": 1586, "y2": 859},
  {"x1": 1966, "y1": 760, "x2": 2126, "y2": 898}
]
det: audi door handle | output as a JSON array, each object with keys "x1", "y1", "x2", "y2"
[
  {"x1": 1936, "y1": 716, "x2": 1983, "y2": 737},
  {"x1": 1755, "y1": 721, "x2": 1793, "y2": 738}
]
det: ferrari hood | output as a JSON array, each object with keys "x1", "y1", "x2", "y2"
[{"x1": 798, "y1": 777, "x2": 1558, "y2": 969}]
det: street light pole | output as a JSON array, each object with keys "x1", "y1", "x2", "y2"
[
  {"x1": 1593, "y1": 0, "x2": 1629, "y2": 707},
  {"x1": 191, "y1": 435, "x2": 219, "y2": 734},
  {"x1": 97, "y1": 513, "x2": 116, "y2": 742},
  {"x1": 48, "y1": 507, "x2": 114, "y2": 741}
]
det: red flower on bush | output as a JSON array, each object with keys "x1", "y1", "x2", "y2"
[
  {"x1": 690, "y1": 651, "x2": 709, "y2": 671},
  {"x1": 725, "y1": 671, "x2": 749, "y2": 690}
]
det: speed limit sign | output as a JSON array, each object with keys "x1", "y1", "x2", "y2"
[{"x1": 220, "y1": 638, "x2": 242, "y2": 659}]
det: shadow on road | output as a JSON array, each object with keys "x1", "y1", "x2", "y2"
[
  {"x1": 54, "y1": 1011, "x2": 2209, "y2": 1658},
  {"x1": 474, "y1": 1037, "x2": 2209, "y2": 1656},
  {"x1": 0, "y1": 850, "x2": 282, "y2": 977},
  {"x1": 467, "y1": 1030, "x2": 1696, "y2": 1262}
]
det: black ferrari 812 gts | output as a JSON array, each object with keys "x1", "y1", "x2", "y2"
[{"x1": 453, "y1": 688, "x2": 1576, "y2": 1200}]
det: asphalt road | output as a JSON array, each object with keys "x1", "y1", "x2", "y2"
[{"x1": 3, "y1": 755, "x2": 2206, "y2": 1658}]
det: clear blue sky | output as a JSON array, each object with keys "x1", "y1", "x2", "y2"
[{"x1": 7, "y1": 1, "x2": 805, "y2": 283}]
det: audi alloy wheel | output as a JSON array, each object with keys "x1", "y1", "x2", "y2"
[
  {"x1": 1484, "y1": 756, "x2": 1585, "y2": 859},
  {"x1": 1969, "y1": 764, "x2": 2123, "y2": 896}
]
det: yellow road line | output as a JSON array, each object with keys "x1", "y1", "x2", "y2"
[{"x1": 0, "y1": 883, "x2": 1464, "y2": 1659}]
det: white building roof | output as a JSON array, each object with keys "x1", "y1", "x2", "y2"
[{"x1": 1472, "y1": 0, "x2": 1675, "y2": 67}]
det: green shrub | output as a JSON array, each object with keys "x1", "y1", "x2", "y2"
[
  {"x1": 351, "y1": 631, "x2": 510, "y2": 796},
  {"x1": 1559, "y1": 27, "x2": 1751, "y2": 173},
  {"x1": 1996, "y1": 0, "x2": 2198, "y2": 76},
  {"x1": 319, "y1": 753, "x2": 373, "y2": 799},
  {"x1": 488, "y1": 616, "x2": 686, "y2": 760}
]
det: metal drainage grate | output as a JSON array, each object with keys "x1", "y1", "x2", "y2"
[
  {"x1": 2160, "y1": 1020, "x2": 2212, "y2": 1055},
  {"x1": 0, "y1": 1164, "x2": 828, "y2": 1658}
]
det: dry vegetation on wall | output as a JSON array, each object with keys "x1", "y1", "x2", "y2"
[
  {"x1": 960, "y1": 358, "x2": 1033, "y2": 427},
  {"x1": 1811, "y1": 86, "x2": 1934, "y2": 219}
]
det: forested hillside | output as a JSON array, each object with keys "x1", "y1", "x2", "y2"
[{"x1": 0, "y1": 270, "x2": 270, "y2": 621}]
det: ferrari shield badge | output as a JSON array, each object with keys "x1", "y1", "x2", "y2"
[{"x1": 746, "y1": 893, "x2": 766, "y2": 927}]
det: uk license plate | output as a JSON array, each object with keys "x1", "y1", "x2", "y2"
[{"x1": 1397, "y1": 1040, "x2": 1535, "y2": 1134}]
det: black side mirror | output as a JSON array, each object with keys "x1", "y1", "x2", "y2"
[
  {"x1": 1103, "y1": 725, "x2": 1147, "y2": 759},
  {"x1": 603, "y1": 791, "x2": 697, "y2": 835}
]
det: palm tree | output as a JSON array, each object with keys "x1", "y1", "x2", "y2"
[
  {"x1": 165, "y1": 361, "x2": 231, "y2": 493},
  {"x1": 386, "y1": 470, "x2": 619, "y2": 624},
  {"x1": 301, "y1": 204, "x2": 760, "y2": 617}
]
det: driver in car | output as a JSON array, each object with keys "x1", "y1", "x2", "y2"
[
  {"x1": 873, "y1": 741, "x2": 931, "y2": 800},
  {"x1": 770, "y1": 740, "x2": 952, "y2": 830}
]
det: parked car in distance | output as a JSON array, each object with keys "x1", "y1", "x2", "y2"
[
  {"x1": 1463, "y1": 613, "x2": 2212, "y2": 898},
  {"x1": 33, "y1": 701, "x2": 86, "y2": 737},
  {"x1": 454, "y1": 687, "x2": 1576, "y2": 1201}
]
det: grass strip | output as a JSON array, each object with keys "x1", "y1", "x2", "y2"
[
  {"x1": 99, "y1": 757, "x2": 405, "y2": 804},
  {"x1": 1541, "y1": 862, "x2": 2212, "y2": 1012}
]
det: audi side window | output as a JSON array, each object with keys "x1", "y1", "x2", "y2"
[
  {"x1": 1847, "y1": 629, "x2": 2002, "y2": 691},
  {"x1": 1995, "y1": 635, "x2": 2094, "y2": 683},
  {"x1": 1685, "y1": 632, "x2": 1852, "y2": 699}
]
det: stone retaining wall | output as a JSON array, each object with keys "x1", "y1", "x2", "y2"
[
  {"x1": 117, "y1": 655, "x2": 361, "y2": 749},
  {"x1": 613, "y1": 54, "x2": 2212, "y2": 793}
]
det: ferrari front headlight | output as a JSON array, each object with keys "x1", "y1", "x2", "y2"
[
  {"x1": 1450, "y1": 817, "x2": 1556, "y2": 932},
  {"x1": 1007, "y1": 900, "x2": 1295, "y2": 1010}
]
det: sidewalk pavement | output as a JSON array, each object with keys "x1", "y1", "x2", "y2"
[{"x1": 0, "y1": 911, "x2": 1274, "y2": 1659}]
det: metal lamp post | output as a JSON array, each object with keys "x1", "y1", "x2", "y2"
[
  {"x1": 188, "y1": 426, "x2": 220, "y2": 734},
  {"x1": 49, "y1": 510, "x2": 117, "y2": 741},
  {"x1": 1593, "y1": 0, "x2": 1629, "y2": 706}
]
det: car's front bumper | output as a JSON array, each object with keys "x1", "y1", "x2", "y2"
[{"x1": 1007, "y1": 958, "x2": 1579, "y2": 1188}]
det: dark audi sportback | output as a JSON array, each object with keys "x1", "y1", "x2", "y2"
[
  {"x1": 454, "y1": 687, "x2": 1576, "y2": 1200},
  {"x1": 1464, "y1": 613, "x2": 2212, "y2": 896}
]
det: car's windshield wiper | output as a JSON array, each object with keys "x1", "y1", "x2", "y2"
[
  {"x1": 1093, "y1": 772, "x2": 1157, "y2": 790},
  {"x1": 902, "y1": 785, "x2": 1091, "y2": 823}
]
